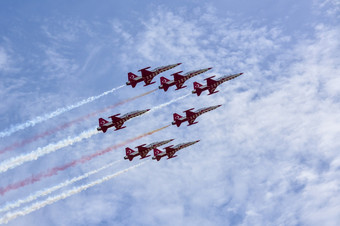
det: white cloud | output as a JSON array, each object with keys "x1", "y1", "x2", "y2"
[
  {"x1": 2, "y1": 4, "x2": 339, "y2": 226},
  {"x1": 0, "y1": 46, "x2": 16, "y2": 73},
  {"x1": 96, "y1": 7, "x2": 340, "y2": 226},
  {"x1": 317, "y1": 0, "x2": 340, "y2": 18},
  {"x1": 0, "y1": 47, "x2": 9, "y2": 70}
]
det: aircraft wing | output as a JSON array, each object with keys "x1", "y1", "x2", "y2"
[
  {"x1": 139, "y1": 67, "x2": 152, "y2": 78},
  {"x1": 173, "y1": 73, "x2": 184, "y2": 82},
  {"x1": 167, "y1": 150, "x2": 176, "y2": 158},
  {"x1": 187, "y1": 117, "x2": 197, "y2": 125},
  {"x1": 175, "y1": 80, "x2": 185, "y2": 89},
  {"x1": 114, "y1": 121, "x2": 124, "y2": 130},
  {"x1": 185, "y1": 109, "x2": 196, "y2": 118},
  {"x1": 173, "y1": 73, "x2": 185, "y2": 89},
  {"x1": 206, "y1": 77, "x2": 217, "y2": 87},
  {"x1": 208, "y1": 87, "x2": 217, "y2": 94},
  {"x1": 143, "y1": 76, "x2": 155, "y2": 85},
  {"x1": 137, "y1": 146, "x2": 147, "y2": 158},
  {"x1": 139, "y1": 150, "x2": 150, "y2": 158}
]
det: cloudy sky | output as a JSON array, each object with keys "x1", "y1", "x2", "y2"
[{"x1": 0, "y1": 0, "x2": 339, "y2": 225}]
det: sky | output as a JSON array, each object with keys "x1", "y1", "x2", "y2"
[{"x1": 0, "y1": 0, "x2": 339, "y2": 225}]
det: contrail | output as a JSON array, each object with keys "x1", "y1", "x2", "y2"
[
  {"x1": 0, "y1": 160, "x2": 122, "y2": 213},
  {"x1": 0, "y1": 125, "x2": 169, "y2": 195},
  {"x1": 0, "y1": 89, "x2": 157, "y2": 155},
  {"x1": 0, "y1": 93, "x2": 181, "y2": 174},
  {"x1": 0, "y1": 162, "x2": 146, "y2": 224},
  {"x1": 0, "y1": 85, "x2": 125, "y2": 138},
  {"x1": 147, "y1": 93, "x2": 191, "y2": 114},
  {"x1": 0, "y1": 129, "x2": 99, "y2": 174}
]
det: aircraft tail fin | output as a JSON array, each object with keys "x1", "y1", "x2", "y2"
[
  {"x1": 125, "y1": 147, "x2": 135, "y2": 161},
  {"x1": 193, "y1": 82, "x2": 204, "y2": 96},
  {"x1": 126, "y1": 147, "x2": 134, "y2": 155},
  {"x1": 160, "y1": 76, "x2": 171, "y2": 91},
  {"x1": 160, "y1": 76, "x2": 170, "y2": 84},
  {"x1": 99, "y1": 118, "x2": 109, "y2": 126},
  {"x1": 172, "y1": 113, "x2": 183, "y2": 127},
  {"x1": 152, "y1": 148, "x2": 164, "y2": 161},
  {"x1": 98, "y1": 118, "x2": 109, "y2": 133},
  {"x1": 127, "y1": 72, "x2": 138, "y2": 88}
]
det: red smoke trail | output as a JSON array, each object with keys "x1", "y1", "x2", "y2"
[
  {"x1": 0, "y1": 89, "x2": 157, "y2": 155},
  {"x1": 0, "y1": 125, "x2": 169, "y2": 196}
]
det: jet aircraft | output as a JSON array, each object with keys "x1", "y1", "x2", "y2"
[
  {"x1": 97, "y1": 109, "x2": 150, "y2": 133},
  {"x1": 152, "y1": 140, "x2": 200, "y2": 161},
  {"x1": 159, "y1": 67, "x2": 212, "y2": 92},
  {"x1": 126, "y1": 63, "x2": 182, "y2": 88},
  {"x1": 192, "y1": 72, "x2": 243, "y2": 96},
  {"x1": 172, "y1": 105, "x2": 222, "y2": 127},
  {"x1": 124, "y1": 139, "x2": 174, "y2": 161}
]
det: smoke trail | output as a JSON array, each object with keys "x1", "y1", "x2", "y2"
[
  {"x1": 0, "y1": 162, "x2": 146, "y2": 224},
  {"x1": 0, "y1": 92, "x2": 180, "y2": 174},
  {"x1": 0, "y1": 89, "x2": 157, "y2": 155},
  {"x1": 0, "y1": 125, "x2": 169, "y2": 195},
  {"x1": 0, "y1": 129, "x2": 99, "y2": 174},
  {"x1": 0, "y1": 85, "x2": 125, "y2": 138},
  {"x1": 0, "y1": 160, "x2": 122, "y2": 213},
  {"x1": 147, "y1": 93, "x2": 191, "y2": 114}
]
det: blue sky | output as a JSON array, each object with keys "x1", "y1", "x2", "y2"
[{"x1": 0, "y1": 0, "x2": 339, "y2": 225}]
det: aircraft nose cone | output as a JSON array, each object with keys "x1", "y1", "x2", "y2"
[{"x1": 240, "y1": 72, "x2": 244, "y2": 75}]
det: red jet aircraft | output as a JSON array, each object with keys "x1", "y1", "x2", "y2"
[
  {"x1": 192, "y1": 72, "x2": 243, "y2": 96},
  {"x1": 172, "y1": 105, "x2": 222, "y2": 127},
  {"x1": 126, "y1": 63, "x2": 182, "y2": 88},
  {"x1": 152, "y1": 140, "x2": 200, "y2": 161},
  {"x1": 124, "y1": 139, "x2": 174, "y2": 161},
  {"x1": 159, "y1": 67, "x2": 212, "y2": 92},
  {"x1": 97, "y1": 109, "x2": 150, "y2": 133}
]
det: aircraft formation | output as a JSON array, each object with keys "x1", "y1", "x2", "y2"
[{"x1": 99, "y1": 63, "x2": 243, "y2": 161}]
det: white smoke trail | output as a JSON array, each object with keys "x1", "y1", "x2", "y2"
[
  {"x1": 0, "y1": 162, "x2": 146, "y2": 224},
  {"x1": 147, "y1": 93, "x2": 191, "y2": 114},
  {"x1": 0, "y1": 160, "x2": 122, "y2": 214},
  {"x1": 0, "y1": 94, "x2": 187, "y2": 174},
  {"x1": 0, "y1": 85, "x2": 125, "y2": 138},
  {"x1": 0, "y1": 129, "x2": 99, "y2": 174}
]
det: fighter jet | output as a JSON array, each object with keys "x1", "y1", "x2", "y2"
[
  {"x1": 126, "y1": 63, "x2": 182, "y2": 88},
  {"x1": 192, "y1": 72, "x2": 243, "y2": 96},
  {"x1": 159, "y1": 67, "x2": 212, "y2": 92},
  {"x1": 124, "y1": 139, "x2": 174, "y2": 161},
  {"x1": 97, "y1": 109, "x2": 150, "y2": 133},
  {"x1": 152, "y1": 140, "x2": 200, "y2": 161},
  {"x1": 172, "y1": 105, "x2": 222, "y2": 127}
]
